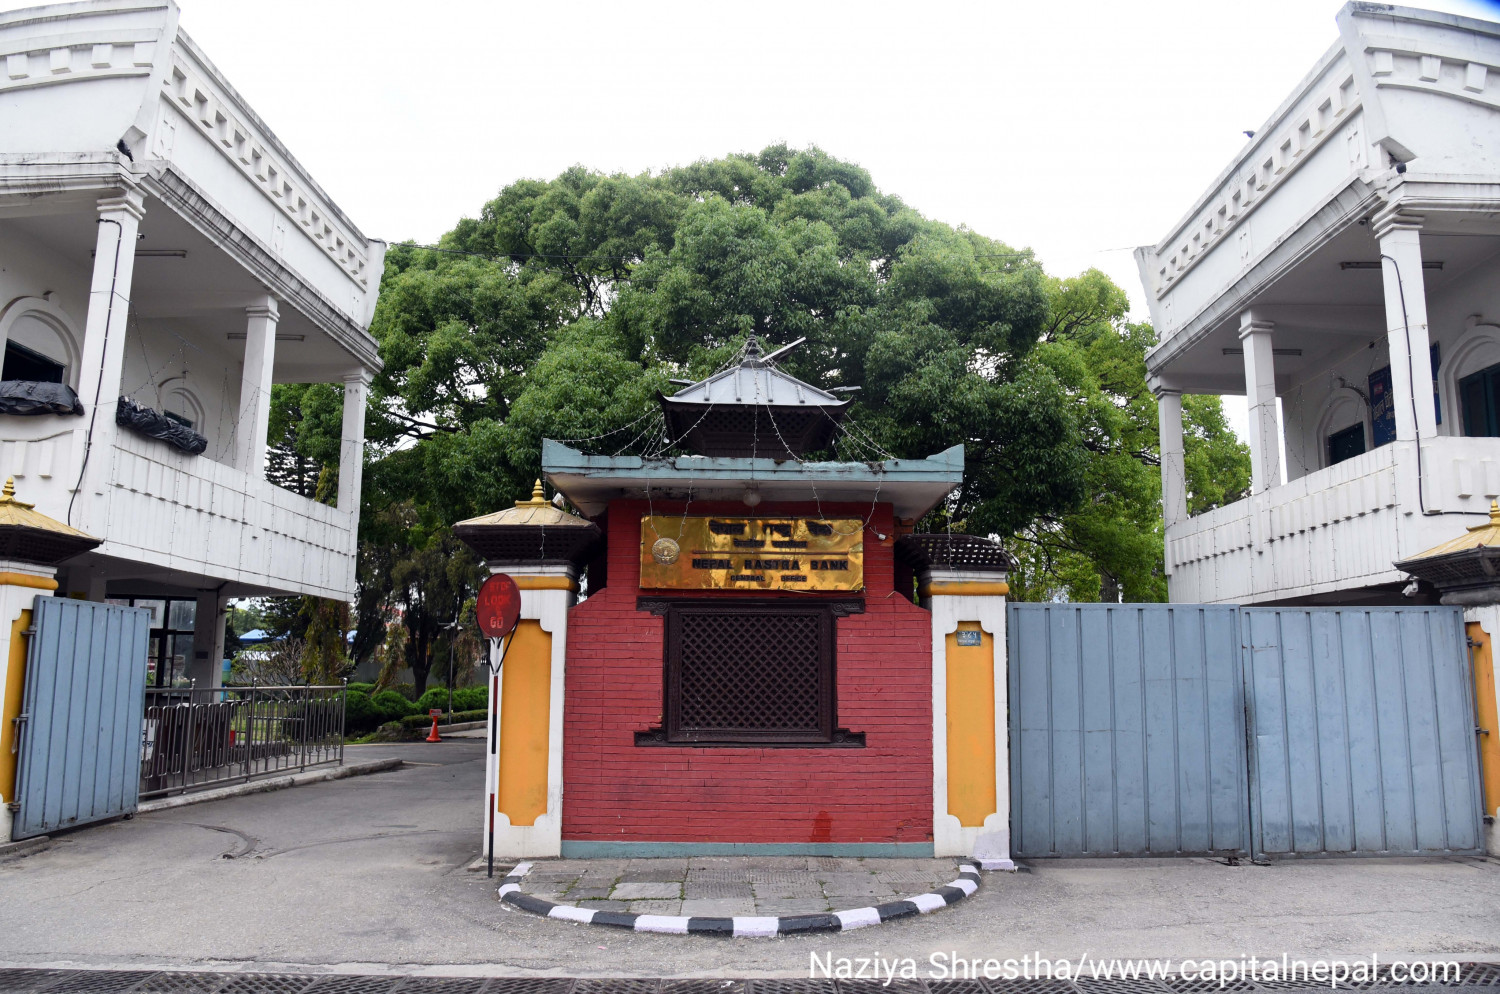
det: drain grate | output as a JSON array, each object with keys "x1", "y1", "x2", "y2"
[
  {"x1": 0, "y1": 970, "x2": 1489, "y2": 994},
  {"x1": 302, "y1": 979, "x2": 402, "y2": 994},
  {"x1": 48, "y1": 973, "x2": 160, "y2": 994},
  {"x1": 215, "y1": 979, "x2": 315, "y2": 994},
  {"x1": 1073, "y1": 979, "x2": 1171, "y2": 994},
  {"x1": 1163, "y1": 976, "x2": 1255, "y2": 994},
  {"x1": 0, "y1": 972, "x2": 78, "y2": 994},
  {"x1": 133, "y1": 975, "x2": 236, "y2": 994},
  {"x1": 927, "y1": 982, "x2": 990, "y2": 994}
]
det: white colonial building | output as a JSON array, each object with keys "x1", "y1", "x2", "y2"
[
  {"x1": 1138, "y1": 2, "x2": 1500, "y2": 606},
  {"x1": 0, "y1": 0, "x2": 382, "y2": 686}
]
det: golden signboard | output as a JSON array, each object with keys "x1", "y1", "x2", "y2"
[{"x1": 639, "y1": 516, "x2": 864, "y2": 592}]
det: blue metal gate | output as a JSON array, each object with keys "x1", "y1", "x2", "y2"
[
  {"x1": 1010, "y1": 602, "x2": 1484, "y2": 859},
  {"x1": 1009, "y1": 604, "x2": 1249, "y2": 857},
  {"x1": 11, "y1": 597, "x2": 151, "y2": 840},
  {"x1": 1242, "y1": 606, "x2": 1484, "y2": 856}
]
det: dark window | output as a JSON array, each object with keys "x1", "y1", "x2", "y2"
[
  {"x1": 106, "y1": 596, "x2": 197, "y2": 688},
  {"x1": 2, "y1": 341, "x2": 64, "y2": 383},
  {"x1": 663, "y1": 602, "x2": 835, "y2": 744},
  {"x1": 1326, "y1": 423, "x2": 1365, "y2": 466},
  {"x1": 1460, "y1": 362, "x2": 1500, "y2": 437}
]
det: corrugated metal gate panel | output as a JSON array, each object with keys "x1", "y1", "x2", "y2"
[
  {"x1": 12, "y1": 598, "x2": 151, "y2": 840},
  {"x1": 1242, "y1": 606, "x2": 1483, "y2": 856},
  {"x1": 1009, "y1": 603, "x2": 1248, "y2": 857}
]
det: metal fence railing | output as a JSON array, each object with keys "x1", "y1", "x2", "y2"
[{"x1": 140, "y1": 683, "x2": 346, "y2": 799}]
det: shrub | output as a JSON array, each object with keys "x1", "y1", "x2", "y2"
[
  {"x1": 344, "y1": 691, "x2": 381, "y2": 734},
  {"x1": 346, "y1": 682, "x2": 376, "y2": 696},
  {"x1": 372, "y1": 690, "x2": 416, "y2": 723},
  {"x1": 415, "y1": 687, "x2": 450, "y2": 714},
  {"x1": 399, "y1": 708, "x2": 488, "y2": 730},
  {"x1": 413, "y1": 685, "x2": 488, "y2": 714},
  {"x1": 389, "y1": 683, "x2": 417, "y2": 701},
  {"x1": 453, "y1": 685, "x2": 488, "y2": 711}
]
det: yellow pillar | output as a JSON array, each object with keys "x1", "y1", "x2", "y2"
[
  {"x1": 1469, "y1": 622, "x2": 1500, "y2": 826},
  {"x1": 945, "y1": 622, "x2": 997, "y2": 827},
  {"x1": 925, "y1": 566, "x2": 1012, "y2": 868},
  {"x1": 0, "y1": 565, "x2": 59, "y2": 841},
  {"x1": 483, "y1": 566, "x2": 576, "y2": 859},
  {"x1": 496, "y1": 618, "x2": 553, "y2": 827}
]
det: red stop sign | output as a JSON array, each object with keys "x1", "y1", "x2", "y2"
[{"x1": 476, "y1": 573, "x2": 521, "y2": 638}]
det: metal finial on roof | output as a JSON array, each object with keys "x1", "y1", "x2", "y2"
[
  {"x1": 0, "y1": 477, "x2": 32, "y2": 510},
  {"x1": 743, "y1": 336, "x2": 765, "y2": 367},
  {"x1": 518, "y1": 479, "x2": 548, "y2": 507}
]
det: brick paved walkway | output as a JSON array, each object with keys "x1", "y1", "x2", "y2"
[{"x1": 509, "y1": 856, "x2": 965, "y2": 917}]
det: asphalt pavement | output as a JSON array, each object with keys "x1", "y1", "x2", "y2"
[{"x1": 0, "y1": 739, "x2": 1497, "y2": 979}]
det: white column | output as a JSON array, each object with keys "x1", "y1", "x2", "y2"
[
  {"x1": 73, "y1": 190, "x2": 145, "y2": 525},
  {"x1": 188, "y1": 591, "x2": 228, "y2": 689},
  {"x1": 1375, "y1": 210, "x2": 1438, "y2": 442},
  {"x1": 1155, "y1": 387, "x2": 1188, "y2": 532},
  {"x1": 234, "y1": 298, "x2": 279, "y2": 477},
  {"x1": 1239, "y1": 312, "x2": 1282, "y2": 493},
  {"x1": 337, "y1": 370, "x2": 371, "y2": 513}
]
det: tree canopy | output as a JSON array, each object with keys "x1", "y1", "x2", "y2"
[{"x1": 268, "y1": 144, "x2": 1250, "y2": 686}]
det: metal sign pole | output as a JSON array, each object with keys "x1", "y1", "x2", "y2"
[
  {"x1": 475, "y1": 573, "x2": 520, "y2": 881},
  {"x1": 487, "y1": 633, "x2": 508, "y2": 879}
]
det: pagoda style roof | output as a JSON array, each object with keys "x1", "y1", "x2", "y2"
[
  {"x1": 659, "y1": 337, "x2": 850, "y2": 458},
  {"x1": 541, "y1": 439, "x2": 964, "y2": 522},
  {"x1": 895, "y1": 533, "x2": 1015, "y2": 575},
  {"x1": 1394, "y1": 501, "x2": 1500, "y2": 601},
  {"x1": 0, "y1": 477, "x2": 102, "y2": 565},
  {"x1": 453, "y1": 480, "x2": 601, "y2": 566}
]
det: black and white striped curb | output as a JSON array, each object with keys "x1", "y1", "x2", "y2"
[{"x1": 497, "y1": 859, "x2": 981, "y2": 936}]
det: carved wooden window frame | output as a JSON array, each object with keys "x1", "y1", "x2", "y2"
[{"x1": 635, "y1": 598, "x2": 865, "y2": 747}]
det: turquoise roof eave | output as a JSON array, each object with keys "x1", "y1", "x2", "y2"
[{"x1": 541, "y1": 439, "x2": 964, "y2": 521}]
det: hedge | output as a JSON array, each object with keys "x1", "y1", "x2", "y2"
[
  {"x1": 399, "y1": 708, "x2": 487, "y2": 729},
  {"x1": 415, "y1": 685, "x2": 488, "y2": 715}
]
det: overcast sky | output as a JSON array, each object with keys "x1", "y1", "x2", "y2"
[{"x1": 10, "y1": 0, "x2": 1500, "y2": 431}]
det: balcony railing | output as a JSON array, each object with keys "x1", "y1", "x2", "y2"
[
  {"x1": 104, "y1": 427, "x2": 356, "y2": 598},
  {"x1": 1166, "y1": 437, "x2": 1500, "y2": 604}
]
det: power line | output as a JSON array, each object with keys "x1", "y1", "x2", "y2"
[{"x1": 389, "y1": 242, "x2": 1040, "y2": 267}]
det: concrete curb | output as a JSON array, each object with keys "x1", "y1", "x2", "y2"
[
  {"x1": 497, "y1": 859, "x2": 982, "y2": 937},
  {"x1": 0, "y1": 835, "x2": 51, "y2": 858},
  {"x1": 136, "y1": 758, "x2": 404, "y2": 813}
]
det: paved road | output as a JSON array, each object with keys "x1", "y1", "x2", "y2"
[{"x1": 1, "y1": 739, "x2": 1498, "y2": 978}]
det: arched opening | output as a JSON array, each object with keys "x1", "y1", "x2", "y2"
[
  {"x1": 0, "y1": 297, "x2": 81, "y2": 389},
  {"x1": 1314, "y1": 388, "x2": 1369, "y2": 469},
  {"x1": 160, "y1": 383, "x2": 205, "y2": 431},
  {"x1": 1440, "y1": 318, "x2": 1500, "y2": 435}
]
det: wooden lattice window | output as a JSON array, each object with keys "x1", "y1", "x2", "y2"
[{"x1": 663, "y1": 602, "x2": 836, "y2": 744}]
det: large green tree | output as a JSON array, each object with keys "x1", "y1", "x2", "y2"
[{"x1": 271, "y1": 145, "x2": 1249, "y2": 671}]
